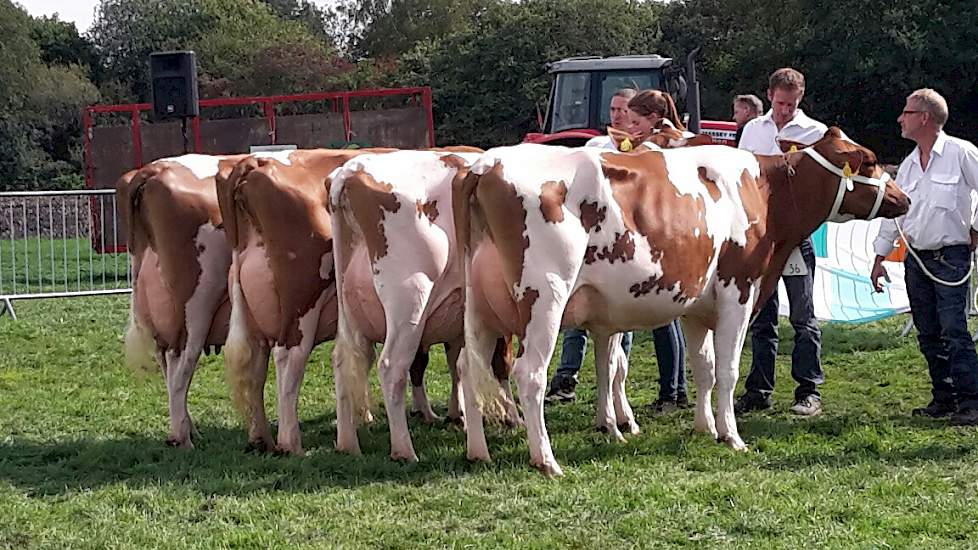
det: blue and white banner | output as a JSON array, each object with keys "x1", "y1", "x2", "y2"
[{"x1": 777, "y1": 220, "x2": 909, "y2": 323}]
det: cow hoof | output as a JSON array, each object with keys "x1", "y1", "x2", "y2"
[
  {"x1": 466, "y1": 451, "x2": 491, "y2": 464},
  {"x1": 445, "y1": 415, "x2": 465, "y2": 429},
  {"x1": 390, "y1": 451, "x2": 419, "y2": 463},
  {"x1": 273, "y1": 445, "x2": 305, "y2": 457},
  {"x1": 718, "y1": 435, "x2": 748, "y2": 452},
  {"x1": 410, "y1": 410, "x2": 443, "y2": 424},
  {"x1": 164, "y1": 437, "x2": 193, "y2": 450},
  {"x1": 244, "y1": 439, "x2": 276, "y2": 454},
  {"x1": 532, "y1": 461, "x2": 564, "y2": 478},
  {"x1": 618, "y1": 422, "x2": 641, "y2": 436},
  {"x1": 334, "y1": 442, "x2": 362, "y2": 456}
]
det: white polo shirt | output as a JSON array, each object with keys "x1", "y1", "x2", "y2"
[
  {"x1": 738, "y1": 109, "x2": 832, "y2": 154},
  {"x1": 584, "y1": 135, "x2": 661, "y2": 151},
  {"x1": 873, "y1": 131, "x2": 978, "y2": 255}
]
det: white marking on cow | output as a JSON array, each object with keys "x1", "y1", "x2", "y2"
[{"x1": 163, "y1": 154, "x2": 222, "y2": 180}]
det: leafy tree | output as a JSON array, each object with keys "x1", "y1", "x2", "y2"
[
  {"x1": 396, "y1": 0, "x2": 663, "y2": 147},
  {"x1": 0, "y1": 2, "x2": 98, "y2": 190},
  {"x1": 343, "y1": 0, "x2": 491, "y2": 59},
  {"x1": 30, "y1": 15, "x2": 97, "y2": 72}
]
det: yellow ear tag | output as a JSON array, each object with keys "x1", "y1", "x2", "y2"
[
  {"x1": 619, "y1": 138, "x2": 633, "y2": 152},
  {"x1": 842, "y1": 162, "x2": 853, "y2": 178},
  {"x1": 788, "y1": 145, "x2": 798, "y2": 153}
]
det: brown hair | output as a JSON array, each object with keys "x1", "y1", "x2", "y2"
[
  {"x1": 627, "y1": 90, "x2": 685, "y2": 131},
  {"x1": 768, "y1": 68, "x2": 805, "y2": 94}
]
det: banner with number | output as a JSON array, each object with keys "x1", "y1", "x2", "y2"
[{"x1": 776, "y1": 220, "x2": 910, "y2": 323}]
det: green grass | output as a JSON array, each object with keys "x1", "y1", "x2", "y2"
[
  {"x1": 0, "y1": 238, "x2": 129, "y2": 296},
  {"x1": 2, "y1": 296, "x2": 978, "y2": 548}
]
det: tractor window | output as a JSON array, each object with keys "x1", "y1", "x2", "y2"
[
  {"x1": 597, "y1": 71, "x2": 662, "y2": 128},
  {"x1": 551, "y1": 72, "x2": 590, "y2": 132}
]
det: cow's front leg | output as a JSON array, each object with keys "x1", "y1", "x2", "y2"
[
  {"x1": 682, "y1": 318, "x2": 719, "y2": 440},
  {"x1": 444, "y1": 340, "x2": 465, "y2": 427},
  {"x1": 609, "y1": 333, "x2": 639, "y2": 435}
]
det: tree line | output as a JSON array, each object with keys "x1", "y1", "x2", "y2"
[{"x1": 1, "y1": 0, "x2": 975, "y2": 190}]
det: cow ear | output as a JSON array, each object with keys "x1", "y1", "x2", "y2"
[
  {"x1": 843, "y1": 150, "x2": 865, "y2": 174},
  {"x1": 825, "y1": 126, "x2": 842, "y2": 138},
  {"x1": 777, "y1": 139, "x2": 804, "y2": 153}
]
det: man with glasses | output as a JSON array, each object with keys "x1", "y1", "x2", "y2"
[{"x1": 871, "y1": 88, "x2": 978, "y2": 425}]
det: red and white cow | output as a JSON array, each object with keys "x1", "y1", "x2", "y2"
[
  {"x1": 216, "y1": 149, "x2": 383, "y2": 455},
  {"x1": 456, "y1": 128, "x2": 910, "y2": 475},
  {"x1": 118, "y1": 154, "x2": 249, "y2": 448},
  {"x1": 329, "y1": 149, "x2": 521, "y2": 461}
]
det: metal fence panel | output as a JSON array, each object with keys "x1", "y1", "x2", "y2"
[{"x1": 0, "y1": 189, "x2": 131, "y2": 317}]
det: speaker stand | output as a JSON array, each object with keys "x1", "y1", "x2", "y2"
[{"x1": 181, "y1": 116, "x2": 191, "y2": 154}]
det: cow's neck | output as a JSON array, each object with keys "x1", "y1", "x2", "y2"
[{"x1": 750, "y1": 154, "x2": 833, "y2": 310}]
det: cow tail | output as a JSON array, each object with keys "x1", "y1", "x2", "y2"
[
  {"x1": 118, "y1": 169, "x2": 158, "y2": 377},
  {"x1": 329, "y1": 174, "x2": 375, "y2": 432},
  {"x1": 222, "y1": 159, "x2": 261, "y2": 420},
  {"x1": 451, "y1": 167, "x2": 516, "y2": 425},
  {"x1": 123, "y1": 295, "x2": 157, "y2": 377}
]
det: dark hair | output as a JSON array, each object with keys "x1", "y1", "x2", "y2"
[{"x1": 627, "y1": 90, "x2": 685, "y2": 131}]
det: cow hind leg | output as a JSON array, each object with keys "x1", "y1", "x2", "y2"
[
  {"x1": 683, "y1": 317, "x2": 719, "y2": 439},
  {"x1": 714, "y1": 300, "x2": 752, "y2": 452},
  {"x1": 378, "y1": 330, "x2": 425, "y2": 462},
  {"x1": 512, "y1": 300, "x2": 567, "y2": 478},
  {"x1": 162, "y1": 349, "x2": 195, "y2": 449},
  {"x1": 272, "y1": 344, "x2": 313, "y2": 456},
  {"x1": 409, "y1": 348, "x2": 442, "y2": 424},
  {"x1": 459, "y1": 303, "x2": 500, "y2": 463},
  {"x1": 241, "y1": 345, "x2": 274, "y2": 452}
]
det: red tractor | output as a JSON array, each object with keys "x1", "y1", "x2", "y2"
[{"x1": 523, "y1": 50, "x2": 737, "y2": 147}]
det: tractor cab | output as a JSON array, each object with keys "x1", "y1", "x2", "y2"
[
  {"x1": 524, "y1": 55, "x2": 687, "y2": 146},
  {"x1": 524, "y1": 52, "x2": 736, "y2": 147}
]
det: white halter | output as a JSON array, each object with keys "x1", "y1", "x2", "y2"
[{"x1": 799, "y1": 147, "x2": 889, "y2": 223}]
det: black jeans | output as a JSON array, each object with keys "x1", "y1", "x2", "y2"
[
  {"x1": 745, "y1": 238, "x2": 823, "y2": 401},
  {"x1": 904, "y1": 245, "x2": 978, "y2": 411}
]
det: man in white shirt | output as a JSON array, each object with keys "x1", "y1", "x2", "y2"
[
  {"x1": 735, "y1": 68, "x2": 828, "y2": 417},
  {"x1": 870, "y1": 88, "x2": 978, "y2": 425}
]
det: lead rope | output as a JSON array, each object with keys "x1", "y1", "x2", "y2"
[{"x1": 894, "y1": 219, "x2": 974, "y2": 287}]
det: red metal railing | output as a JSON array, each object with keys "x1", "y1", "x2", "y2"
[{"x1": 82, "y1": 86, "x2": 436, "y2": 188}]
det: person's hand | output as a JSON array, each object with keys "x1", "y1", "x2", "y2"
[
  {"x1": 970, "y1": 228, "x2": 978, "y2": 251},
  {"x1": 870, "y1": 255, "x2": 890, "y2": 293},
  {"x1": 607, "y1": 127, "x2": 638, "y2": 150}
]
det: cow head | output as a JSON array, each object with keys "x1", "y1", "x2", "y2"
[{"x1": 786, "y1": 128, "x2": 910, "y2": 223}]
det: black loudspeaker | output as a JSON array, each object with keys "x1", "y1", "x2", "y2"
[{"x1": 150, "y1": 51, "x2": 199, "y2": 120}]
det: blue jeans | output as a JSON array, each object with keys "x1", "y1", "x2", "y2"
[
  {"x1": 746, "y1": 237, "x2": 823, "y2": 401},
  {"x1": 554, "y1": 320, "x2": 687, "y2": 400},
  {"x1": 905, "y1": 245, "x2": 978, "y2": 411}
]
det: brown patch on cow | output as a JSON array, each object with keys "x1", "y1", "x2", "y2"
[
  {"x1": 515, "y1": 287, "x2": 539, "y2": 358},
  {"x1": 343, "y1": 172, "x2": 402, "y2": 263},
  {"x1": 595, "y1": 231, "x2": 636, "y2": 264},
  {"x1": 584, "y1": 245, "x2": 598, "y2": 265},
  {"x1": 538, "y1": 180, "x2": 567, "y2": 224},
  {"x1": 415, "y1": 199, "x2": 439, "y2": 223},
  {"x1": 438, "y1": 154, "x2": 468, "y2": 170},
  {"x1": 473, "y1": 163, "x2": 530, "y2": 310},
  {"x1": 715, "y1": 167, "x2": 774, "y2": 305},
  {"x1": 697, "y1": 167, "x2": 722, "y2": 202},
  {"x1": 600, "y1": 151, "x2": 716, "y2": 303},
  {"x1": 579, "y1": 200, "x2": 607, "y2": 233}
]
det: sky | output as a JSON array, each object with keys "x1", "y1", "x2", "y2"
[{"x1": 18, "y1": 0, "x2": 338, "y2": 33}]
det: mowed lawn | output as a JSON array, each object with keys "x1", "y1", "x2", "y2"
[{"x1": 2, "y1": 296, "x2": 978, "y2": 548}]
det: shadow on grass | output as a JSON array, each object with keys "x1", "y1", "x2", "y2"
[{"x1": 2, "y1": 404, "x2": 974, "y2": 496}]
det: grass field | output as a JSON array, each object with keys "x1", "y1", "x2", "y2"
[
  {"x1": 0, "y1": 238, "x2": 129, "y2": 296},
  {"x1": 2, "y1": 296, "x2": 978, "y2": 548}
]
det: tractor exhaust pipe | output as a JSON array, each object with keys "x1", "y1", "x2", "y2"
[{"x1": 685, "y1": 47, "x2": 702, "y2": 134}]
